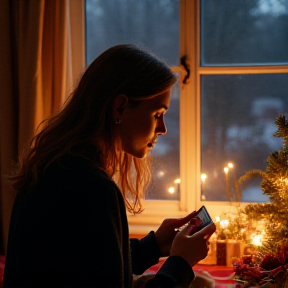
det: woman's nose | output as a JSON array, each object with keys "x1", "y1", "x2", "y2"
[{"x1": 156, "y1": 119, "x2": 167, "y2": 135}]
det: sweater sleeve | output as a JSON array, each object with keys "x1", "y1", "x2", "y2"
[
  {"x1": 130, "y1": 231, "x2": 195, "y2": 287},
  {"x1": 144, "y1": 256, "x2": 195, "y2": 288},
  {"x1": 130, "y1": 231, "x2": 161, "y2": 275}
]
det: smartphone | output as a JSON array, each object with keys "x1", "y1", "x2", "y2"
[
  {"x1": 195, "y1": 205, "x2": 213, "y2": 230},
  {"x1": 177, "y1": 205, "x2": 213, "y2": 234}
]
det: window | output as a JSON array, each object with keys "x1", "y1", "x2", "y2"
[
  {"x1": 85, "y1": 0, "x2": 181, "y2": 201},
  {"x1": 84, "y1": 0, "x2": 288, "y2": 234},
  {"x1": 196, "y1": 0, "x2": 288, "y2": 212},
  {"x1": 85, "y1": 0, "x2": 179, "y2": 66},
  {"x1": 201, "y1": 74, "x2": 288, "y2": 202}
]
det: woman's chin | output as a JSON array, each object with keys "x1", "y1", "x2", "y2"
[
  {"x1": 126, "y1": 149, "x2": 149, "y2": 159},
  {"x1": 134, "y1": 152, "x2": 148, "y2": 159}
]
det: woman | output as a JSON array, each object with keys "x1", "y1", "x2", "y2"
[{"x1": 4, "y1": 44, "x2": 215, "y2": 287}]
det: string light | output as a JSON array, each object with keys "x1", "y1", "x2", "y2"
[
  {"x1": 228, "y1": 162, "x2": 234, "y2": 168},
  {"x1": 224, "y1": 162, "x2": 234, "y2": 173},
  {"x1": 201, "y1": 173, "x2": 207, "y2": 182},
  {"x1": 220, "y1": 219, "x2": 229, "y2": 228},
  {"x1": 168, "y1": 187, "x2": 175, "y2": 194},
  {"x1": 251, "y1": 234, "x2": 263, "y2": 246},
  {"x1": 157, "y1": 171, "x2": 165, "y2": 177}
]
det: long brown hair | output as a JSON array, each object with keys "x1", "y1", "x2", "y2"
[{"x1": 8, "y1": 44, "x2": 177, "y2": 214}]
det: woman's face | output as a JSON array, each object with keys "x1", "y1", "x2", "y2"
[{"x1": 116, "y1": 89, "x2": 171, "y2": 158}]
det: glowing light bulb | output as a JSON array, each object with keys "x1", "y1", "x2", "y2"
[
  {"x1": 224, "y1": 167, "x2": 229, "y2": 174},
  {"x1": 157, "y1": 171, "x2": 165, "y2": 177},
  {"x1": 215, "y1": 216, "x2": 220, "y2": 222},
  {"x1": 228, "y1": 162, "x2": 233, "y2": 168},
  {"x1": 174, "y1": 178, "x2": 181, "y2": 184},
  {"x1": 220, "y1": 219, "x2": 229, "y2": 228},
  {"x1": 251, "y1": 234, "x2": 262, "y2": 246},
  {"x1": 168, "y1": 187, "x2": 175, "y2": 194},
  {"x1": 201, "y1": 173, "x2": 207, "y2": 181}
]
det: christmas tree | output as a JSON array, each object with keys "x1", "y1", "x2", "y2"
[
  {"x1": 233, "y1": 115, "x2": 288, "y2": 287},
  {"x1": 237, "y1": 114, "x2": 288, "y2": 254}
]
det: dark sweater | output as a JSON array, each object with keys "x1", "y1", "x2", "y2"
[{"x1": 4, "y1": 156, "x2": 194, "y2": 287}]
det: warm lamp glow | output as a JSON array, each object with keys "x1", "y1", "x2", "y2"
[
  {"x1": 215, "y1": 216, "x2": 220, "y2": 222},
  {"x1": 220, "y1": 219, "x2": 229, "y2": 228},
  {"x1": 224, "y1": 167, "x2": 229, "y2": 174},
  {"x1": 174, "y1": 178, "x2": 181, "y2": 184},
  {"x1": 201, "y1": 173, "x2": 207, "y2": 182},
  {"x1": 157, "y1": 170, "x2": 165, "y2": 177},
  {"x1": 227, "y1": 162, "x2": 233, "y2": 168},
  {"x1": 168, "y1": 187, "x2": 175, "y2": 194},
  {"x1": 251, "y1": 234, "x2": 262, "y2": 246}
]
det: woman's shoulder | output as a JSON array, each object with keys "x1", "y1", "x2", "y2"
[
  {"x1": 56, "y1": 154, "x2": 109, "y2": 177},
  {"x1": 40, "y1": 154, "x2": 117, "y2": 194}
]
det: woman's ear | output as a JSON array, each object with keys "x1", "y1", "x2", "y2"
[{"x1": 113, "y1": 94, "x2": 128, "y2": 117}]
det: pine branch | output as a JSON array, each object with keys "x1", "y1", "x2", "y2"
[
  {"x1": 274, "y1": 114, "x2": 288, "y2": 152},
  {"x1": 235, "y1": 169, "x2": 266, "y2": 200}
]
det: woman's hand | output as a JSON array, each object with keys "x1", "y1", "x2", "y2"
[
  {"x1": 170, "y1": 222, "x2": 216, "y2": 267},
  {"x1": 154, "y1": 211, "x2": 198, "y2": 257}
]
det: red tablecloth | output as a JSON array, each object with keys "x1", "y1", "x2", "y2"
[{"x1": 146, "y1": 258, "x2": 235, "y2": 288}]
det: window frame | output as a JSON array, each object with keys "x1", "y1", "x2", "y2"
[
  {"x1": 79, "y1": 0, "x2": 288, "y2": 236},
  {"x1": 184, "y1": 0, "x2": 288, "y2": 220}
]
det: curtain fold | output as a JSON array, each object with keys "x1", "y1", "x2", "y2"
[
  {"x1": 0, "y1": 0, "x2": 18, "y2": 256},
  {"x1": 0, "y1": 0, "x2": 85, "y2": 254}
]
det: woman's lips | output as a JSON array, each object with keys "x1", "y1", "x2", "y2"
[{"x1": 148, "y1": 139, "x2": 157, "y2": 148}]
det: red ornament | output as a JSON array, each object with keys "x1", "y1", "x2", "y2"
[{"x1": 260, "y1": 254, "x2": 281, "y2": 271}]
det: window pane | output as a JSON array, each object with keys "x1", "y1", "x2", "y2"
[
  {"x1": 85, "y1": 0, "x2": 180, "y2": 200},
  {"x1": 201, "y1": 74, "x2": 288, "y2": 202},
  {"x1": 85, "y1": 0, "x2": 179, "y2": 66},
  {"x1": 200, "y1": 0, "x2": 288, "y2": 66}
]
